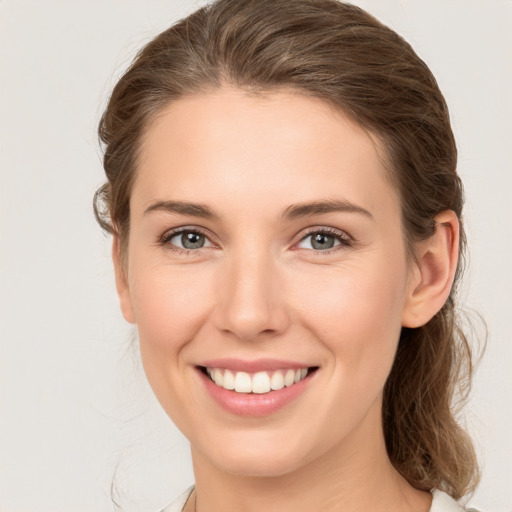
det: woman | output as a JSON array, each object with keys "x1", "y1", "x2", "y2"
[{"x1": 94, "y1": 0, "x2": 482, "y2": 510}]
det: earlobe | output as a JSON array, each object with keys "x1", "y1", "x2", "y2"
[
  {"x1": 401, "y1": 210, "x2": 459, "y2": 328},
  {"x1": 112, "y1": 236, "x2": 136, "y2": 324}
]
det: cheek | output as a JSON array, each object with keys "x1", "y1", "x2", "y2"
[
  {"x1": 282, "y1": 257, "x2": 408, "y2": 443},
  {"x1": 128, "y1": 261, "x2": 214, "y2": 365},
  {"x1": 291, "y1": 256, "x2": 408, "y2": 377},
  {"x1": 126, "y1": 260, "x2": 218, "y2": 426}
]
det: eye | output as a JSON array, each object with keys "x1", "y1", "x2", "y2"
[
  {"x1": 297, "y1": 229, "x2": 351, "y2": 251},
  {"x1": 163, "y1": 229, "x2": 214, "y2": 251}
]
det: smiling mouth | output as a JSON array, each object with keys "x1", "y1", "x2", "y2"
[{"x1": 199, "y1": 366, "x2": 319, "y2": 395}]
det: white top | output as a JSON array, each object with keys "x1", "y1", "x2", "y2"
[{"x1": 160, "y1": 485, "x2": 480, "y2": 512}]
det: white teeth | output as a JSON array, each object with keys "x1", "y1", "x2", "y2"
[
  {"x1": 205, "y1": 367, "x2": 311, "y2": 394},
  {"x1": 213, "y1": 368, "x2": 224, "y2": 386},
  {"x1": 284, "y1": 369, "x2": 295, "y2": 387},
  {"x1": 252, "y1": 372, "x2": 271, "y2": 394},
  {"x1": 270, "y1": 371, "x2": 285, "y2": 391},
  {"x1": 223, "y1": 369, "x2": 235, "y2": 390},
  {"x1": 234, "y1": 371, "x2": 252, "y2": 393}
]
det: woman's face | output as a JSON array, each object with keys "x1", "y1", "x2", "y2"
[{"x1": 117, "y1": 87, "x2": 418, "y2": 477}]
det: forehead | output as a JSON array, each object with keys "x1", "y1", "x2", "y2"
[{"x1": 134, "y1": 87, "x2": 400, "y2": 221}]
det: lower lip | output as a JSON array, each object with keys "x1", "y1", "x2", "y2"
[{"x1": 197, "y1": 368, "x2": 316, "y2": 417}]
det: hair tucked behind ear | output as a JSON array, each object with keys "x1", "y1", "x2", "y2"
[{"x1": 95, "y1": 0, "x2": 482, "y2": 498}]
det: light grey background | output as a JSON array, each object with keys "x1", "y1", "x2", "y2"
[{"x1": 0, "y1": 1, "x2": 510, "y2": 511}]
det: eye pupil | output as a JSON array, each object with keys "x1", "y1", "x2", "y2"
[
  {"x1": 311, "y1": 233, "x2": 335, "y2": 250},
  {"x1": 182, "y1": 232, "x2": 205, "y2": 249}
]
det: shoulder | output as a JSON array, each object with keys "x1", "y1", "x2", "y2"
[
  {"x1": 430, "y1": 489, "x2": 482, "y2": 512},
  {"x1": 159, "y1": 485, "x2": 194, "y2": 512}
]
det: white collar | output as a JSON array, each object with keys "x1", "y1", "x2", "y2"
[{"x1": 162, "y1": 486, "x2": 476, "y2": 512}]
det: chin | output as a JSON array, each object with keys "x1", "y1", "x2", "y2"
[
  {"x1": 197, "y1": 429, "x2": 318, "y2": 478},
  {"x1": 217, "y1": 452, "x2": 305, "y2": 478}
]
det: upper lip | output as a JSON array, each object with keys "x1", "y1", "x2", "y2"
[{"x1": 197, "y1": 358, "x2": 317, "y2": 373}]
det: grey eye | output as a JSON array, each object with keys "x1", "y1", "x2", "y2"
[
  {"x1": 311, "y1": 233, "x2": 336, "y2": 250},
  {"x1": 298, "y1": 232, "x2": 342, "y2": 251},
  {"x1": 169, "y1": 231, "x2": 212, "y2": 250}
]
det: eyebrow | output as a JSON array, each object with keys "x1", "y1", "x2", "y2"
[
  {"x1": 144, "y1": 198, "x2": 374, "y2": 221},
  {"x1": 144, "y1": 200, "x2": 219, "y2": 219},
  {"x1": 281, "y1": 199, "x2": 374, "y2": 221}
]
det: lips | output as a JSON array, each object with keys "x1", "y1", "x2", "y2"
[{"x1": 195, "y1": 359, "x2": 319, "y2": 416}]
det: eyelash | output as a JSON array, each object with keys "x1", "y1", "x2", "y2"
[
  {"x1": 158, "y1": 226, "x2": 214, "y2": 256},
  {"x1": 297, "y1": 227, "x2": 354, "y2": 255},
  {"x1": 158, "y1": 226, "x2": 354, "y2": 256}
]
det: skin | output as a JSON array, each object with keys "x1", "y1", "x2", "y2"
[{"x1": 113, "y1": 87, "x2": 459, "y2": 512}]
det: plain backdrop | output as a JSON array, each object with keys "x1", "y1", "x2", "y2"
[{"x1": 0, "y1": 1, "x2": 511, "y2": 511}]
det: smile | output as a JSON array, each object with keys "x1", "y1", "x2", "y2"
[
  {"x1": 204, "y1": 367, "x2": 312, "y2": 394},
  {"x1": 196, "y1": 359, "x2": 319, "y2": 416}
]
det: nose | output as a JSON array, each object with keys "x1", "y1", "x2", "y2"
[{"x1": 213, "y1": 248, "x2": 290, "y2": 342}]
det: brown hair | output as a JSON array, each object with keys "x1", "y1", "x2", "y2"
[{"x1": 95, "y1": 0, "x2": 479, "y2": 498}]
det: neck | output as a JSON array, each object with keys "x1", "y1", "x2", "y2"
[{"x1": 187, "y1": 403, "x2": 431, "y2": 512}]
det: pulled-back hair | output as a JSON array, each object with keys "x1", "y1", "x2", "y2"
[{"x1": 95, "y1": 0, "x2": 479, "y2": 498}]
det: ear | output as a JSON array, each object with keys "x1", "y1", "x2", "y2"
[
  {"x1": 112, "y1": 236, "x2": 136, "y2": 324},
  {"x1": 401, "y1": 210, "x2": 459, "y2": 328}
]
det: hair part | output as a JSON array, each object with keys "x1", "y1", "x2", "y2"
[{"x1": 95, "y1": 0, "x2": 480, "y2": 498}]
